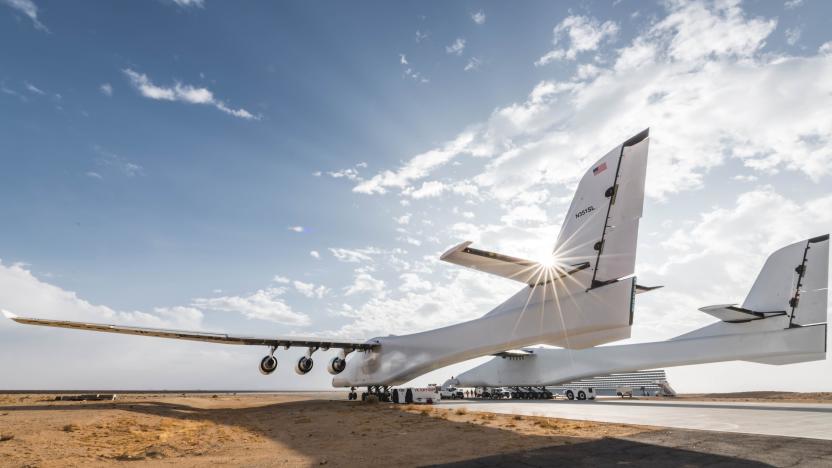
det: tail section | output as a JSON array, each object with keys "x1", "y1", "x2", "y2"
[
  {"x1": 692, "y1": 235, "x2": 829, "y2": 365},
  {"x1": 742, "y1": 234, "x2": 829, "y2": 326},
  {"x1": 553, "y1": 129, "x2": 649, "y2": 289}
]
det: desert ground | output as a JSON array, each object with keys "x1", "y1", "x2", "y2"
[{"x1": 1, "y1": 392, "x2": 830, "y2": 467}]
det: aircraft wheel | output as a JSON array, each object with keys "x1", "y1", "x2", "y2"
[{"x1": 566, "y1": 390, "x2": 574, "y2": 400}]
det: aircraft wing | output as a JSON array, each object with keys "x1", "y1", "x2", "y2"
[{"x1": 2, "y1": 310, "x2": 377, "y2": 351}]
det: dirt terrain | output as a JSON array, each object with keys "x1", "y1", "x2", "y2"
[
  {"x1": 0, "y1": 392, "x2": 648, "y2": 467},
  {"x1": 0, "y1": 392, "x2": 830, "y2": 467},
  {"x1": 677, "y1": 391, "x2": 832, "y2": 404}
]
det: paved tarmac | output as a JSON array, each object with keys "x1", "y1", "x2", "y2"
[
  {"x1": 441, "y1": 398, "x2": 832, "y2": 440},
  {"x1": 429, "y1": 429, "x2": 832, "y2": 467}
]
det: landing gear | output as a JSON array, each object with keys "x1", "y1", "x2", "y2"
[
  {"x1": 348, "y1": 387, "x2": 358, "y2": 400},
  {"x1": 359, "y1": 385, "x2": 391, "y2": 402}
]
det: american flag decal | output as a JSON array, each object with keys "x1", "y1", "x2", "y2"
[{"x1": 592, "y1": 162, "x2": 607, "y2": 176}]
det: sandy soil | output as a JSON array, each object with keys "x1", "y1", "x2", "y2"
[
  {"x1": 0, "y1": 393, "x2": 651, "y2": 467},
  {"x1": 675, "y1": 391, "x2": 832, "y2": 404}
]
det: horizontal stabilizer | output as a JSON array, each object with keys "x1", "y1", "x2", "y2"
[
  {"x1": 493, "y1": 349, "x2": 535, "y2": 358},
  {"x1": 699, "y1": 304, "x2": 786, "y2": 323},
  {"x1": 635, "y1": 284, "x2": 663, "y2": 294},
  {"x1": 440, "y1": 241, "x2": 589, "y2": 285}
]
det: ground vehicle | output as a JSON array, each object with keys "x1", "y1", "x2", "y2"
[
  {"x1": 616, "y1": 386, "x2": 634, "y2": 398},
  {"x1": 391, "y1": 386, "x2": 440, "y2": 404},
  {"x1": 439, "y1": 386, "x2": 463, "y2": 400},
  {"x1": 564, "y1": 387, "x2": 595, "y2": 400}
]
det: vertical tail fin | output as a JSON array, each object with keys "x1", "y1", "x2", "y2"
[
  {"x1": 742, "y1": 234, "x2": 829, "y2": 326},
  {"x1": 553, "y1": 129, "x2": 649, "y2": 289}
]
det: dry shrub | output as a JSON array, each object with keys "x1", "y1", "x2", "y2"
[
  {"x1": 419, "y1": 408, "x2": 430, "y2": 416},
  {"x1": 62, "y1": 424, "x2": 79, "y2": 432},
  {"x1": 0, "y1": 434, "x2": 13, "y2": 442},
  {"x1": 363, "y1": 395, "x2": 379, "y2": 404},
  {"x1": 454, "y1": 408, "x2": 467, "y2": 416},
  {"x1": 513, "y1": 415, "x2": 523, "y2": 421}
]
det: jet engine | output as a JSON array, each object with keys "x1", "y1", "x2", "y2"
[
  {"x1": 259, "y1": 355, "x2": 278, "y2": 375},
  {"x1": 327, "y1": 356, "x2": 346, "y2": 375},
  {"x1": 295, "y1": 356, "x2": 314, "y2": 375}
]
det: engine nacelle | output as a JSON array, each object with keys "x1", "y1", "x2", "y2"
[
  {"x1": 259, "y1": 355, "x2": 277, "y2": 375},
  {"x1": 295, "y1": 356, "x2": 313, "y2": 375},
  {"x1": 327, "y1": 356, "x2": 346, "y2": 375}
]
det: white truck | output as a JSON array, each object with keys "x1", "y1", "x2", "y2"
[
  {"x1": 563, "y1": 387, "x2": 595, "y2": 400},
  {"x1": 391, "y1": 386, "x2": 440, "y2": 404},
  {"x1": 439, "y1": 386, "x2": 464, "y2": 400},
  {"x1": 616, "y1": 386, "x2": 634, "y2": 398}
]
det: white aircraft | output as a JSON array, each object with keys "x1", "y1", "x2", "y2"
[
  {"x1": 448, "y1": 235, "x2": 829, "y2": 389},
  {"x1": 4, "y1": 129, "x2": 652, "y2": 395}
]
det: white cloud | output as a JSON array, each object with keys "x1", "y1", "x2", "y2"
[
  {"x1": 415, "y1": 30, "x2": 429, "y2": 43},
  {"x1": 171, "y1": 0, "x2": 204, "y2": 7},
  {"x1": 93, "y1": 145, "x2": 144, "y2": 177},
  {"x1": 344, "y1": 272, "x2": 385, "y2": 297},
  {"x1": 408, "y1": 180, "x2": 446, "y2": 199},
  {"x1": 2, "y1": 0, "x2": 48, "y2": 31},
  {"x1": 399, "y1": 54, "x2": 408, "y2": 65},
  {"x1": 445, "y1": 38, "x2": 466, "y2": 56},
  {"x1": 287, "y1": 226, "x2": 304, "y2": 233},
  {"x1": 0, "y1": 260, "x2": 203, "y2": 329},
  {"x1": 24, "y1": 81, "x2": 44, "y2": 95},
  {"x1": 99, "y1": 83, "x2": 113, "y2": 97},
  {"x1": 328, "y1": 247, "x2": 379, "y2": 263},
  {"x1": 784, "y1": 0, "x2": 803, "y2": 9},
  {"x1": 355, "y1": 0, "x2": 832, "y2": 204},
  {"x1": 293, "y1": 280, "x2": 328, "y2": 299},
  {"x1": 193, "y1": 287, "x2": 310, "y2": 325},
  {"x1": 85, "y1": 171, "x2": 102, "y2": 179},
  {"x1": 309, "y1": 250, "x2": 321, "y2": 259},
  {"x1": 122, "y1": 69, "x2": 258, "y2": 120},
  {"x1": 471, "y1": 10, "x2": 486, "y2": 25},
  {"x1": 399, "y1": 273, "x2": 432, "y2": 292},
  {"x1": 785, "y1": 26, "x2": 801, "y2": 46},
  {"x1": 464, "y1": 57, "x2": 482, "y2": 72},
  {"x1": 272, "y1": 275, "x2": 290, "y2": 284},
  {"x1": 395, "y1": 214, "x2": 411, "y2": 225},
  {"x1": 820, "y1": 42, "x2": 832, "y2": 55},
  {"x1": 536, "y1": 15, "x2": 619, "y2": 66}
]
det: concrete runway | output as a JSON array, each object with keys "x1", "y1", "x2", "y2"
[{"x1": 441, "y1": 398, "x2": 832, "y2": 440}]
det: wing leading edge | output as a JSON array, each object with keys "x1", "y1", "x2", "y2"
[{"x1": 2, "y1": 310, "x2": 376, "y2": 351}]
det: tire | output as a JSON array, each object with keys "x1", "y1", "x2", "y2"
[
  {"x1": 405, "y1": 388, "x2": 413, "y2": 404},
  {"x1": 578, "y1": 391, "x2": 586, "y2": 400},
  {"x1": 566, "y1": 390, "x2": 574, "y2": 400}
]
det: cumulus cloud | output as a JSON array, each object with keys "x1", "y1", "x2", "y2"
[
  {"x1": 100, "y1": 83, "x2": 113, "y2": 96},
  {"x1": 2, "y1": 0, "x2": 48, "y2": 31},
  {"x1": 471, "y1": 10, "x2": 486, "y2": 25},
  {"x1": 122, "y1": 69, "x2": 258, "y2": 120},
  {"x1": 309, "y1": 250, "x2": 321, "y2": 259},
  {"x1": 287, "y1": 226, "x2": 304, "y2": 233},
  {"x1": 193, "y1": 287, "x2": 310, "y2": 325},
  {"x1": 293, "y1": 280, "x2": 328, "y2": 299},
  {"x1": 355, "y1": 0, "x2": 832, "y2": 206},
  {"x1": 0, "y1": 260, "x2": 203, "y2": 329},
  {"x1": 536, "y1": 15, "x2": 619, "y2": 66},
  {"x1": 446, "y1": 38, "x2": 466, "y2": 56},
  {"x1": 344, "y1": 272, "x2": 386, "y2": 297}
]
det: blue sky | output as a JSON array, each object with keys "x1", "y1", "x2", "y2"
[{"x1": 1, "y1": 0, "x2": 831, "y2": 391}]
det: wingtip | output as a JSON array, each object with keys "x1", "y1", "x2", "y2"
[{"x1": 1, "y1": 309, "x2": 18, "y2": 320}]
